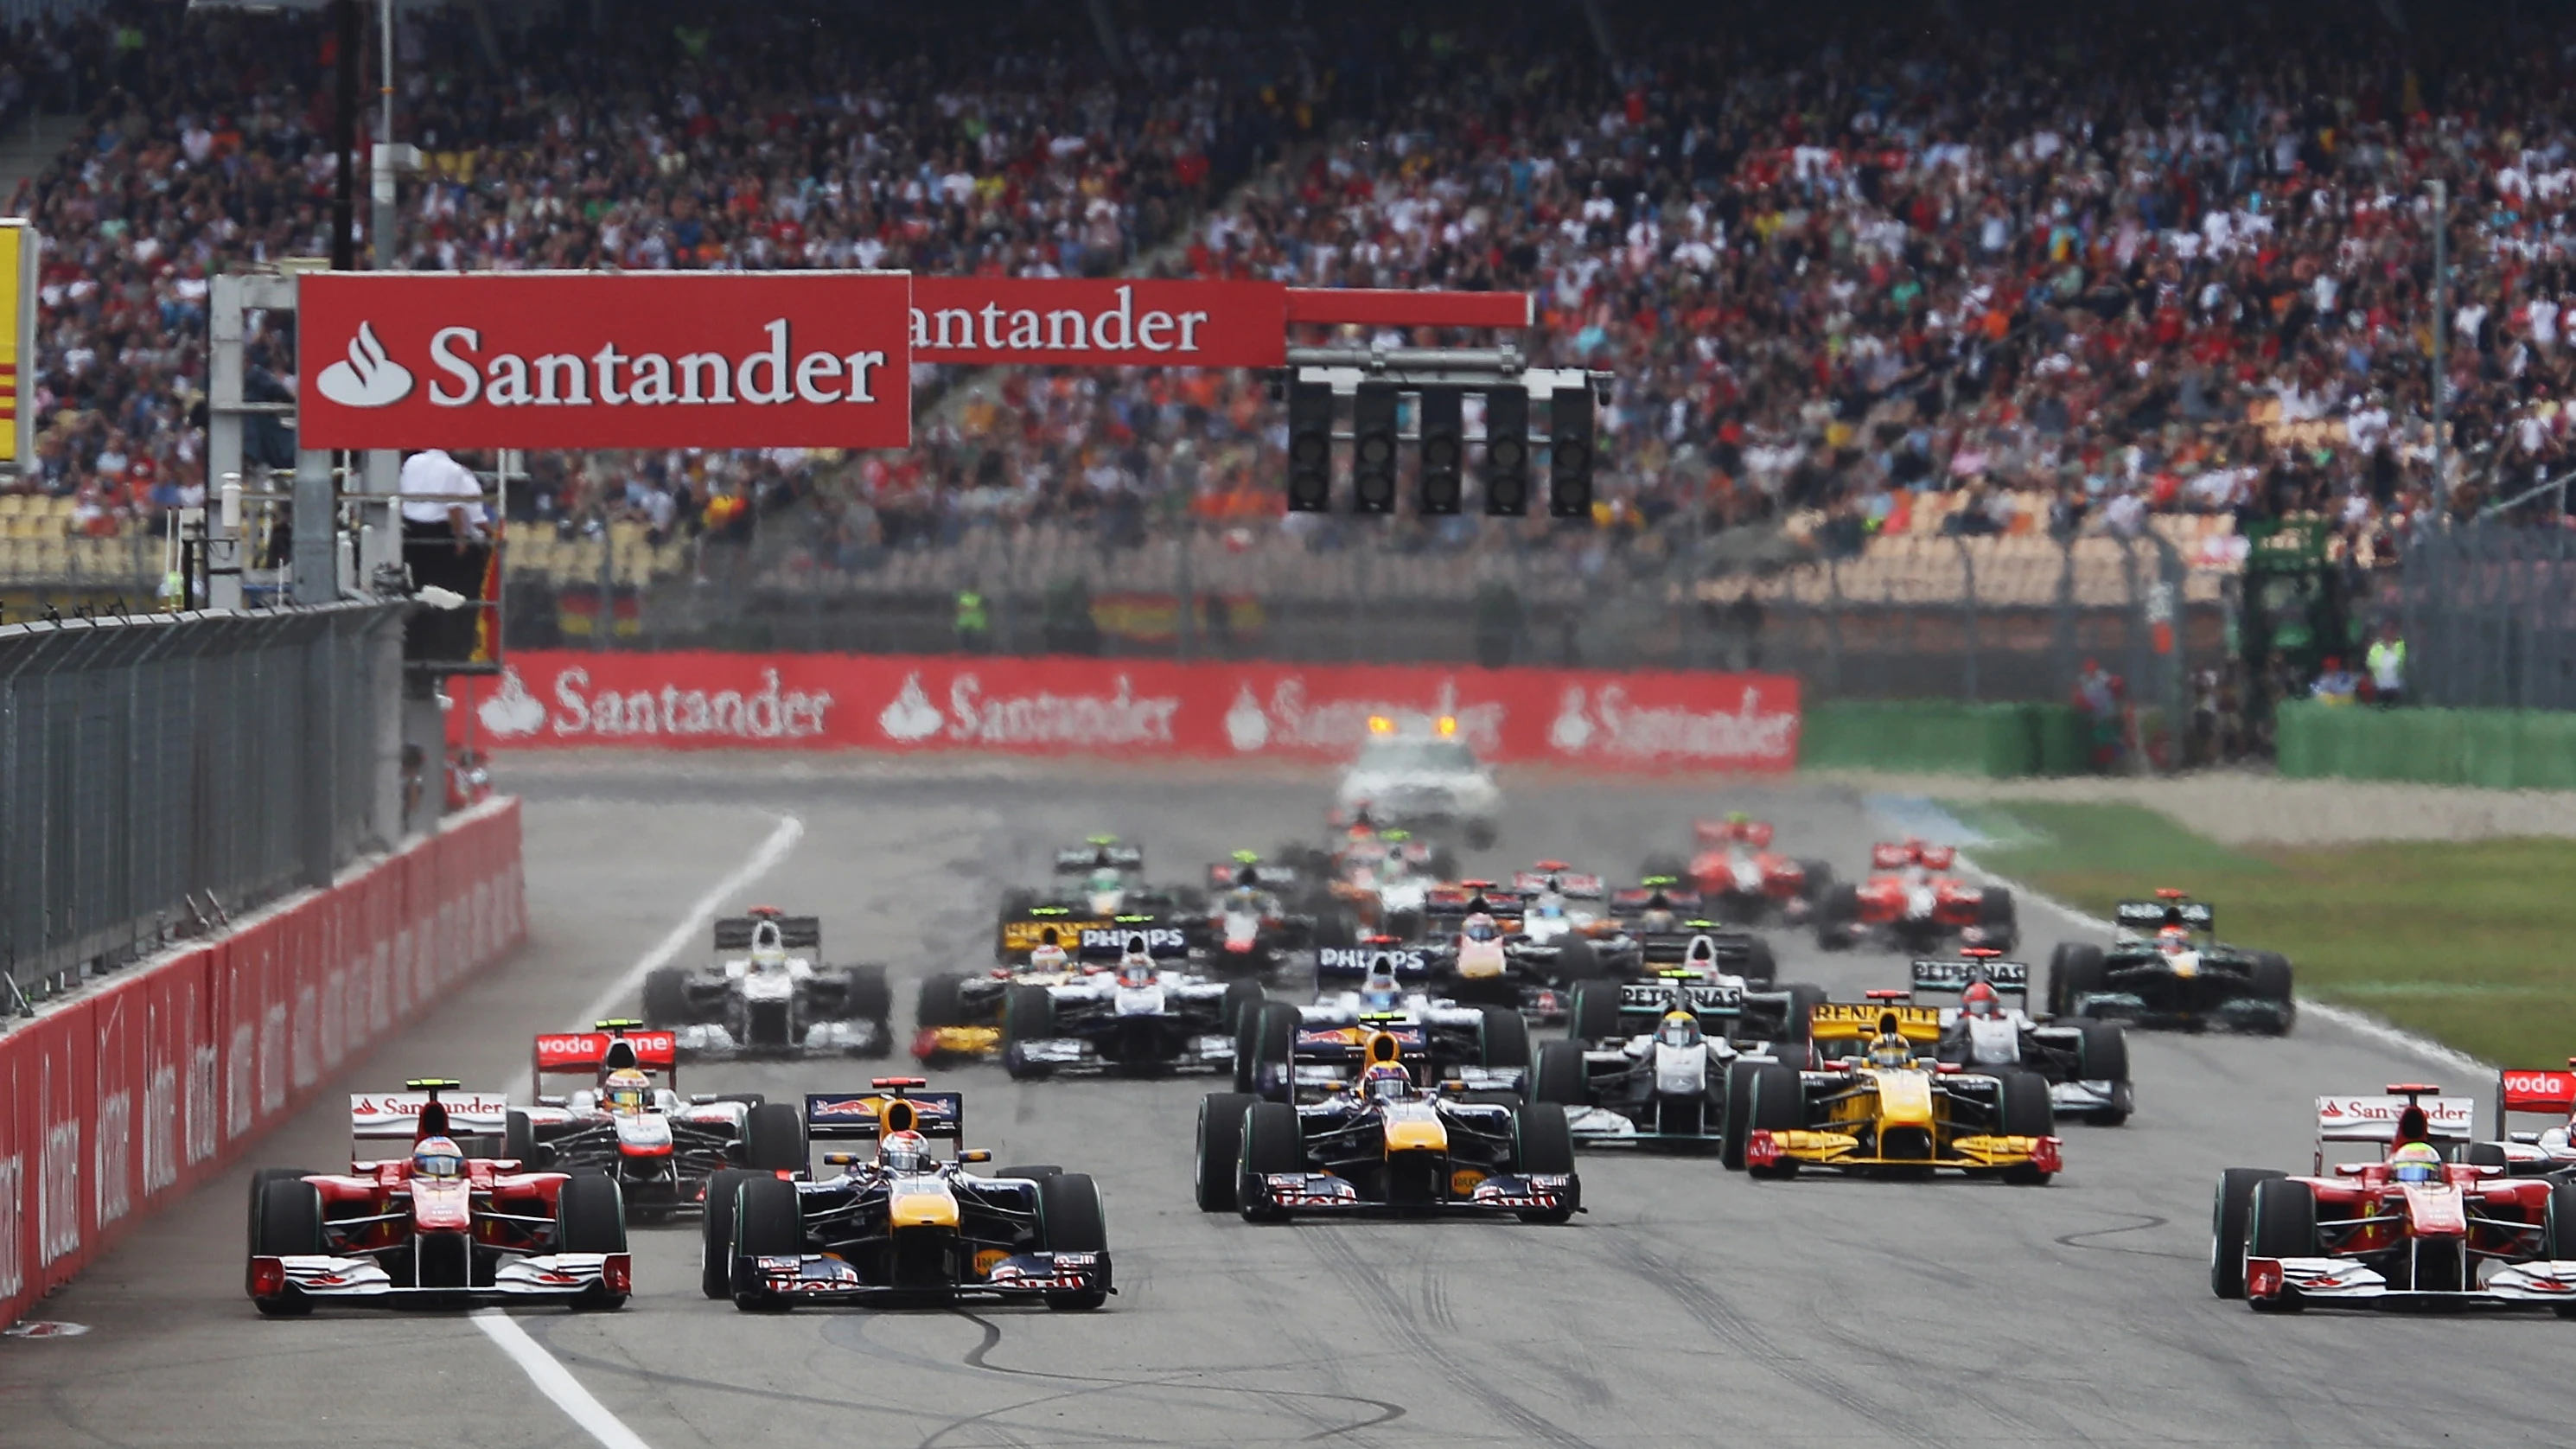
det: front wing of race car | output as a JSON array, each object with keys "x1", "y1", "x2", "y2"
[
  {"x1": 2048, "y1": 1077, "x2": 2133, "y2": 1119},
  {"x1": 1564, "y1": 1102, "x2": 1724, "y2": 1146},
  {"x1": 1008, "y1": 1026, "x2": 1235, "y2": 1075},
  {"x1": 736, "y1": 1249, "x2": 1110, "y2": 1304},
  {"x1": 247, "y1": 1251, "x2": 631, "y2": 1306},
  {"x1": 1243, "y1": 1170, "x2": 1578, "y2": 1217},
  {"x1": 916, "y1": 1025, "x2": 1004, "y2": 1061},
  {"x1": 2245, "y1": 1254, "x2": 2576, "y2": 1309},
  {"x1": 673, "y1": 1018, "x2": 890, "y2": 1059},
  {"x1": 1744, "y1": 1128, "x2": 2061, "y2": 1176}
]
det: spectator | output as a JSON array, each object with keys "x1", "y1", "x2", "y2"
[
  {"x1": 2311, "y1": 656, "x2": 2362, "y2": 705},
  {"x1": 2365, "y1": 626, "x2": 2407, "y2": 707}
]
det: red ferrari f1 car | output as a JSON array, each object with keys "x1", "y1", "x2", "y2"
[{"x1": 1814, "y1": 839, "x2": 2016, "y2": 953}]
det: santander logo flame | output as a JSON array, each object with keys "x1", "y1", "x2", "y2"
[{"x1": 315, "y1": 322, "x2": 415, "y2": 408}]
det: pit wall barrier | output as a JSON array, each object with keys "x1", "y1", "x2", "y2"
[
  {"x1": 447, "y1": 652, "x2": 1804, "y2": 771},
  {"x1": 0, "y1": 799, "x2": 526, "y2": 1331},
  {"x1": 1796, "y1": 700, "x2": 2091, "y2": 778},
  {"x1": 2277, "y1": 701, "x2": 2576, "y2": 789}
]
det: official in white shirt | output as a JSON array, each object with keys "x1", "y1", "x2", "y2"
[{"x1": 399, "y1": 449, "x2": 494, "y2": 664}]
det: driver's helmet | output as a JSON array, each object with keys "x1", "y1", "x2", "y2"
[
  {"x1": 1640, "y1": 907, "x2": 1677, "y2": 933},
  {"x1": 1361, "y1": 959, "x2": 1401, "y2": 1011},
  {"x1": 2389, "y1": 1140, "x2": 2445, "y2": 1184},
  {"x1": 1655, "y1": 1010, "x2": 1703, "y2": 1050},
  {"x1": 412, "y1": 1134, "x2": 464, "y2": 1181},
  {"x1": 1866, "y1": 1031, "x2": 1915, "y2": 1069},
  {"x1": 1961, "y1": 981, "x2": 2002, "y2": 1018},
  {"x1": 1028, "y1": 942, "x2": 1070, "y2": 973},
  {"x1": 604, "y1": 1067, "x2": 652, "y2": 1114},
  {"x1": 1379, "y1": 851, "x2": 1411, "y2": 881},
  {"x1": 1532, "y1": 898, "x2": 1565, "y2": 921},
  {"x1": 1087, "y1": 866, "x2": 1122, "y2": 895},
  {"x1": 1117, "y1": 948, "x2": 1157, "y2": 987},
  {"x1": 1463, "y1": 913, "x2": 1502, "y2": 943},
  {"x1": 1362, "y1": 1062, "x2": 1414, "y2": 1103},
  {"x1": 879, "y1": 1128, "x2": 931, "y2": 1175},
  {"x1": 2156, "y1": 926, "x2": 2191, "y2": 956}
]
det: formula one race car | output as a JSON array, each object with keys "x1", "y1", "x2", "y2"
[
  {"x1": 1195, "y1": 1040, "x2": 1578, "y2": 1222},
  {"x1": 1814, "y1": 840, "x2": 2016, "y2": 953},
  {"x1": 246, "y1": 1080, "x2": 629, "y2": 1315},
  {"x1": 992, "y1": 840, "x2": 1208, "y2": 964},
  {"x1": 505, "y1": 1022, "x2": 807, "y2": 1219},
  {"x1": 1197, "y1": 853, "x2": 1322, "y2": 980},
  {"x1": 1681, "y1": 817, "x2": 1833, "y2": 927},
  {"x1": 1411, "y1": 881, "x2": 1621, "y2": 1019},
  {"x1": 1561, "y1": 931, "x2": 1814, "y2": 1054},
  {"x1": 998, "y1": 931, "x2": 1264, "y2": 1080},
  {"x1": 1234, "y1": 943, "x2": 1530, "y2": 1101},
  {"x1": 2211, "y1": 1084, "x2": 2576, "y2": 1312},
  {"x1": 1533, "y1": 959, "x2": 1815, "y2": 1150},
  {"x1": 1511, "y1": 862, "x2": 1612, "y2": 946},
  {"x1": 705, "y1": 1078, "x2": 1110, "y2": 1311},
  {"x1": 2046, "y1": 891, "x2": 2292, "y2": 1034},
  {"x1": 1312, "y1": 824, "x2": 1444, "y2": 939},
  {"x1": 643, "y1": 908, "x2": 894, "y2": 1058},
  {"x1": 1911, "y1": 955, "x2": 2133, "y2": 1126},
  {"x1": 1723, "y1": 998, "x2": 2061, "y2": 1181},
  {"x1": 2469, "y1": 1063, "x2": 2576, "y2": 1177}
]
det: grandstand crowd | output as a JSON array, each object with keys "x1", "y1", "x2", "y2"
[{"x1": 5, "y1": 0, "x2": 2571, "y2": 601}]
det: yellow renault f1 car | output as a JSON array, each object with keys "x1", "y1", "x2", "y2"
[{"x1": 1724, "y1": 993, "x2": 2061, "y2": 1183}]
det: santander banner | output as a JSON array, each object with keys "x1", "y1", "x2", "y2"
[
  {"x1": 911, "y1": 278, "x2": 1286, "y2": 368},
  {"x1": 448, "y1": 653, "x2": 1801, "y2": 772},
  {"x1": 297, "y1": 271, "x2": 914, "y2": 450}
]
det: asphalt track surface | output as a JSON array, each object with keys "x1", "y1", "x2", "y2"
[{"x1": 6, "y1": 758, "x2": 2571, "y2": 1449}]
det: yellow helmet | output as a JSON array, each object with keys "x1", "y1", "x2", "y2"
[
  {"x1": 1866, "y1": 1032, "x2": 1914, "y2": 1069},
  {"x1": 604, "y1": 1068, "x2": 651, "y2": 1114},
  {"x1": 2388, "y1": 1140, "x2": 2445, "y2": 1184}
]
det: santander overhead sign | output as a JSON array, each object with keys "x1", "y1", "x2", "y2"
[{"x1": 297, "y1": 271, "x2": 913, "y2": 450}]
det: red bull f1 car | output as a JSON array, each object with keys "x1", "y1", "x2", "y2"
[
  {"x1": 1235, "y1": 942, "x2": 1530, "y2": 1101},
  {"x1": 2213, "y1": 1085, "x2": 2576, "y2": 1312},
  {"x1": 246, "y1": 1080, "x2": 630, "y2": 1315},
  {"x1": 505, "y1": 1022, "x2": 807, "y2": 1219}
]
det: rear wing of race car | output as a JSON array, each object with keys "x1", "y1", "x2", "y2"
[
  {"x1": 2312, "y1": 1086, "x2": 2475, "y2": 1171},
  {"x1": 1071, "y1": 922, "x2": 1193, "y2": 961},
  {"x1": 1807, "y1": 999, "x2": 1944, "y2": 1052},
  {"x1": 2114, "y1": 898, "x2": 2214, "y2": 935},
  {"x1": 1869, "y1": 841, "x2": 1955, "y2": 871},
  {"x1": 998, "y1": 907, "x2": 1112, "y2": 958},
  {"x1": 1054, "y1": 844, "x2": 1145, "y2": 875},
  {"x1": 714, "y1": 913, "x2": 821, "y2": 951},
  {"x1": 1208, "y1": 859, "x2": 1300, "y2": 891},
  {"x1": 2495, "y1": 1063, "x2": 2576, "y2": 1141},
  {"x1": 1316, "y1": 944, "x2": 1433, "y2": 983},
  {"x1": 1609, "y1": 883, "x2": 1703, "y2": 917},
  {"x1": 806, "y1": 1081, "x2": 966, "y2": 1141},
  {"x1": 1512, "y1": 867, "x2": 1605, "y2": 898},
  {"x1": 1910, "y1": 959, "x2": 2031, "y2": 998},
  {"x1": 1614, "y1": 976, "x2": 1746, "y2": 1023},
  {"x1": 1424, "y1": 884, "x2": 1527, "y2": 920},
  {"x1": 349, "y1": 1082, "x2": 513, "y2": 1141},
  {"x1": 532, "y1": 1024, "x2": 679, "y2": 1085},
  {"x1": 1694, "y1": 818, "x2": 1773, "y2": 848},
  {"x1": 1636, "y1": 926, "x2": 1757, "y2": 967}
]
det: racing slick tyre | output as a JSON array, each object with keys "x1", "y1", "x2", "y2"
[
  {"x1": 641, "y1": 967, "x2": 692, "y2": 1029},
  {"x1": 916, "y1": 973, "x2": 970, "y2": 1030},
  {"x1": 2246, "y1": 1178, "x2": 2318, "y2": 1312},
  {"x1": 1553, "y1": 935, "x2": 1603, "y2": 981},
  {"x1": 1531, "y1": 1039, "x2": 1590, "y2": 1107},
  {"x1": 505, "y1": 1111, "x2": 545, "y2": 1167},
  {"x1": 557, "y1": 1173, "x2": 630, "y2": 1309},
  {"x1": 1310, "y1": 910, "x2": 1357, "y2": 951},
  {"x1": 730, "y1": 1173, "x2": 805, "y2": 1310},
  {"x1": 2045, "y1": 943, "x2": 2106, "y2": 1019},
  {"x1": 1383, "y1": 909, "x2": 1425, "y2": 944},
  {"x1": 700, "y1": 1169, "x2": 757, "y2": 1299},
  {"x1": 1037, "y1": 1172, "x2": 1113, "y2": 1310},
  {"x1": 1567, "y1": 981, "x2": 1623, "y2": 1043},
  {"x1": 1719, "y1": 1060, "x2": 1766, "y2": 1171},
  {"x1": 1003, "y1": 985, "x2": 1056, "y2": 1080},
  {"x1": 743, "y1": 1102, "x2": 809, "y2": 1173},
  {"x1": 1219, "y1": 980, "x2": 1265, "y2": 1037},
  {"x1": 841, "y1": 964, "x2": 896, "y2": 1050},
  {"x1": 2209, "y1": 1167, "x2": 2287, "y2": 1298},
  {"x1": 1639, "y1": 853, "x2": 1687, "y2": 883},
  {"x1": 2248, "y1": 953, "x2": 2296, "y2": 1034},
  {"x1": 1239, "y1": 1101, "x2": 1304, "y2": 1223},
  {"x1": 1238, "y1": 1001, "x2": 1299, "y2": 1096},
  {"x1": 1776, "y1": 983, "x2": 1827, "y2": 1059},
  {"x1": 1742, "y1": 1063, "x2": 1806, "y2": 1178},
  {"x1": 251, "y1": 1177, "x2": 325, "y2": 1314},
  {"x1": 1478, "y1": 1005, "x2": 1531, "y2": 1070},
  {"x1": 1796, "y1": 860, "x2": 1835, "y2": 901},
  {"x1": 1995, "y1": 1070, "x2": 2056, "y2": 1184},
  {"x1": 1196, "y1": 1094, "x2": 1256, "y2": 1212},
  {"x1": 246, "y1": 1166, "x2": 316, "y2": 1247},
  {"x1": 2547, "y1": 1183, "x2": 2576, "y2": 1315},
  {"x1": 1511, "y1": 1103, "x2": 1579, "y2": 1223},
  {"x1": 1977, "y1": 887, "x2": 2018, "y2": 949},
  {"x1": 1814, "y1": 883, "x2": 1859, "y2": 950},
  {"x1": 1740, "y1": 935, "x2": 1777, "y2": 987},
  {"x1": 2074, "y1": 1022, "x2": 2133, "y2": 1126}
]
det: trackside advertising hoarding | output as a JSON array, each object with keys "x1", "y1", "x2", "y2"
[
  {"x1": 902, "y1": 281, "x2": 1536, "y2": 367},
  {"x1": 448, "y1": 654, "x2": 1802, "y2": 772},
  {"x1": 297, "y1": 271, "x2": 914, "y2": 450}
]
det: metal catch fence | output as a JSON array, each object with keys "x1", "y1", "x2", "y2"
[{"x1": 2398, "y1": 522, "x2": 2576, "y2": 712}]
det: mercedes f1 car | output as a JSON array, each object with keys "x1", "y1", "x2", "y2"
[
  {"x1": 247, "y1": 1080, "x2": 630, "y2": 1315},
  {"x1": 998, "y1": 931, "x2": 1264, "y2": 1080},
  {"x1": 642, "y1": 908, "x2": 894, "y2": 1058},
  {"x1": 1724, "y1": 998, "x2": 2061, "y2": 1181},
  {"x1": 1533, "y1": 954, "x2": 1817, "y2": 1150},
  {"x1": 1814, "y1": 840, "x2": 2017, "y2": 954},
  {"x1": 504, "y1": 1022, "x2": 807, "y2": 1219},
  {"x1": 2046, "y1": 891, "x2": 2292, "y2": 1034},
  {"x1": 1234, "y1": 943, "x2": 1530, "y2": 1101},
  {"x1": 2211, "y1": 1084, "x2": 2576, "y2": 1312},
  {"x1": 705, "y1": 1078, "x2": 1110, "y2": 1311},
  {"x1": 1196, "y1": 1037, "x2": 1578, "y2": 1222},
  {"x1": 1911, "y1": 955, "x2": 2133, "y2": 1126},
  {"x1": 1679, "y1": 817, "x2": 1833, "y2": 927}
]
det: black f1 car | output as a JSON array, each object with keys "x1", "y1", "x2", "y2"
[
  {"x1": 705, "y1": 1079, "x2": 1110, "y2": 1311},
  {"x1": 2046, "y1": 891, "x2": 2293, "y2": 1035},
  {"x1": 643, "y1": 909, "x2": 894, "y2": 1057}
]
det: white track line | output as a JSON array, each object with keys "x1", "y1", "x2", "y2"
[
  {"x1": 474, "y1": 1310, "x2": 655, "y2": 1449},
  {"x1": 478, "y1": 809, "x2": 804, "y2": 1449}
]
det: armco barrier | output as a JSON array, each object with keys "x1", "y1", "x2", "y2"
[
  {"x1": 1797, "y1": 700, "x2": 2088, "y2": 778},
  {"x1": 0, "y1": 799, "x2": 525, "y2": 1331},
  {"x1": 447, "y1": 652, "x2": 1804, "y2": 772},
  {"x1": 2276, "y1": 701, "x2": 2576, "y2": 789}
]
